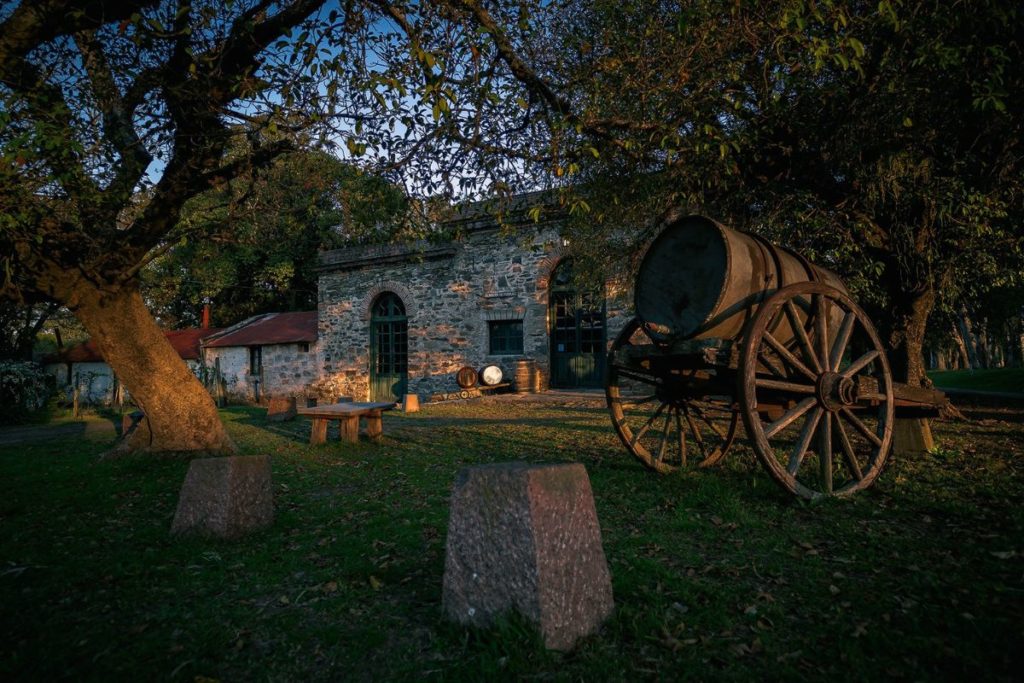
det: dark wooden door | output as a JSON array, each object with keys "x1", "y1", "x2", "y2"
[
  {"x1": 370, "y1": 293, "x2": 408, "y2": 401},
  {"x1": 549, "y1": 261, "x2": 606, "y2": 388}
]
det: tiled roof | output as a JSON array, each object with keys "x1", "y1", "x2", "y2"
[
  {"x1": 49, "y1": 327, "x2": 221, "y2": 364},
  {"x1": 203, "y1": 311, "x2": 317, "y2": 348}
]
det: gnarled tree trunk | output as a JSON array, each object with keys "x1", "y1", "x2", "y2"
[
  {"x1": 67, "y1": 282, "x2": 234, "y2": 454},
  {"x1": 884, "y1": 282, "x2": 935, "y2": 388},
  {"x1": 882, "y1": 274, "x2": 938, "y2": 455}
]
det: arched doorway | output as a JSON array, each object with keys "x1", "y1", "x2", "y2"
[
  {"x1": 370, "y1": 292, "x2": 408, "y2": 401},
  {"x1": 548, "y1": 260, "x2": 606, "y2": 388}
]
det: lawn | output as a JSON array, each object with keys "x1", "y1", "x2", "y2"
[
  {"x1": 2, "y1": 398, "x2": 1022, "y2": 681},
  {"x1": 929, "y1": 367, "x2": 1024, "y2": 394}
]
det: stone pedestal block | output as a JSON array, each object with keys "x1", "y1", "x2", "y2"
[
  {"x1": 266, "y1": 397, "x2": 297, "y2": 422},
  {"x1": 171, "y1": 455, "x2": 274, "y2": 539},
  {"x1": 442, "y1": 462, "x2": 614, "y2": 650},
  {"x1": 893, "y1": 418, "x2": 935, "y2": 456},
  {"x1": 402, "y1": 393, "x2": 420, "y2": 413}
]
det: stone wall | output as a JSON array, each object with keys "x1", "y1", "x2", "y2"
[
  {"x1": 261, "y1": 343, "x2": 319, "y2": 398},
  {"x1": 318, "y1": 222, "x2": 632, "y2": 401},
  {"x1": 203, "y1": 343, "x2": 317, "y2": 402}
]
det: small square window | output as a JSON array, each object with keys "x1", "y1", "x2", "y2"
[
  {"x1": 298, "y1": 342, "x2": 310, "y2": 353},
  {"x1": 489, "y1": 320, "x2": 524, "y2": 355}
]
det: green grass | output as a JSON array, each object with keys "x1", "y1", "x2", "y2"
[
  {"x1": 929, "y1": 367, "x2": 1024, "y2": 394},
  {"x1": 2, "y1": 401, "x2": 1023, "y2": 681}
]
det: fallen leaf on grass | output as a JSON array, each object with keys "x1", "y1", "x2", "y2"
[{"x1": 369, "y1": 575, "x2": 383, "y2": 590}]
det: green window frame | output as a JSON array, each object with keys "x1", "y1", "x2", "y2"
[{"x1": 489, "y1": 320, "x2": 524, "y2": 355}]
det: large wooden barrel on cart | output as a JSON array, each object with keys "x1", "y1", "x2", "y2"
[
  {"x1": 634, "y1": 215, "x2": 847, "y2": 343},
  {"x1": 606, "y1": 214, "x2": 943, "y2": 500}
]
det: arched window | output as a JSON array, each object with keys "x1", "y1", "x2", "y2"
[
  {"x1": 549, "y1": 260, "x2": 606, "y2": 388},
  {"x1": 372, "y1": 292, "x2": 406, "y2": 319},
  {"x1": 370, "y1": 293, "x2": 408, "y2": 401}
]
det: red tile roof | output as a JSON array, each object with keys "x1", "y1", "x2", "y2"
[
  {"x1": 166, "y1": 328, "x2": 223, "y2": 360},
  {"x1": 49, "y1": 328, "x2": 222, "y2": 364},
  {"x1": 203, "y1": 311, "x2": 317, "y2": 348}
]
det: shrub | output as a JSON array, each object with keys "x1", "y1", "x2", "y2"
[{"x1": 0, "y1": 361, "x2": 53, "y2": 424}]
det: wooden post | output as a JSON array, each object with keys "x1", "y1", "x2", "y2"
[
  {"x1": 309, "y1": 418, "x2": 328, "y2": 445},
  {"x1": 340, "y1": 416, "x2": 360, "y2": 443},
  {"x1": 365, "y1": 412, "x2": 383, "y2": 441}
]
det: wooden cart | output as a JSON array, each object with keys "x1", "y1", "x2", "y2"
[{"x1": 605, "y1": 215, "x2": 946, "y2": 499}]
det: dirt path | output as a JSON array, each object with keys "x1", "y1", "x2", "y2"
[{"x1": 0, "y1": 418, "x2": 116, "y2": 447}]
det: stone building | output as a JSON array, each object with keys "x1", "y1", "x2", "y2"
[
  {"x1": 44, "y1": 328, "x2": 218, "y2": 404},
  {"x1": 202, "y1": 311, "x2": 319, "y2": 402},
  {"x1": 316, "y1": 202, "x2": 631, "y2": 402}
]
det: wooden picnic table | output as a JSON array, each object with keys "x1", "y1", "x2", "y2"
[{"x1": 296, "y1": 402, "x2": 396, "y2": 445}]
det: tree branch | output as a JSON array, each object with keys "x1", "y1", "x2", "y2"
[
  {"x1": 73, "y1": 29, "x2": 153, "y2": 210},
  {"x1": 0, "y1": 0, "x2": 154, "y2": 77}
]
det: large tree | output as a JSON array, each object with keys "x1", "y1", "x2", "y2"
[
  {"x1": 0, "y1": 0, "x2": 547, "y2": 453},
  {"x1": 502, "y1": 0, "x2": 1024, "y2": 388}
]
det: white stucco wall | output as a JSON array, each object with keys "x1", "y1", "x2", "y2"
[
  {"x1": 44, "y1": 359, "x2": 204, "y2": 405},
  {"x1": 203, "y1": 347, "x2": 251, "y2": 401}
]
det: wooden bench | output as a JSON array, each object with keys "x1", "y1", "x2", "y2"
[{"x1": 297, "y1": 402, "x2": 396, "y2": 445}]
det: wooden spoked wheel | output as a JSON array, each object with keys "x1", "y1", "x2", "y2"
[
  {"x1": 606, "y1": 318, "x2": 739, "y2": 474},
  {"x1": 739, "y1": 283, "x2": 894, "y2": 499}
]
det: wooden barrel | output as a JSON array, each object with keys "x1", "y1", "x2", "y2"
[
  {"x1": 456, "y1": 366, "x2": 478, "y2": 388},
  {"x1": 634, "y1": 215, "x2": 848, "y2": 343},
  {"x1": 514, "y1": 359, "x2": 535, "y2": 394}
]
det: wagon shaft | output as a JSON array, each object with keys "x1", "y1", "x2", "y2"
[{"x1": 892, "y1": 383, "x2": 948, "y2": 418}]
